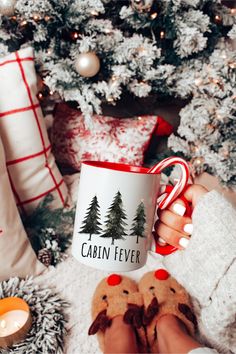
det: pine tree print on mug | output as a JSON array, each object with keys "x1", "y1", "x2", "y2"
[
  {"x1": 79, "y1": 196, "x2": 102, "y2": 241},
  {"x1": 100, "y1": 191, "x2": 128, "y2": 245},
  {"x1": 130, "y1": 201, "x2": 146, "y2": 244}
]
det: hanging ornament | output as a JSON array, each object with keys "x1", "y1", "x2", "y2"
[
  {"x1": 0, "y1": 0, "x2": 16, "y2": 16},
  {"x1": 74, "y1": 52, "x2": 100, "y2": 77},
  {"x1": 131, "y1": 0, "x2": 154, "y2": 13}
]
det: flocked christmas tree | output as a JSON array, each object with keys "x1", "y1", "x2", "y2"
[
  {"x1": 130, "y1": 201, "x2": 146, "y2": 244},
  {"x1": 0, "y1": 0, "x2": 235, "y2": 187},
  {"x1": 101, "y1": 191, "x2": 127, "y2": 245},
  {"x1": 80, "y1": 195, "x2": 102, "y2": 241}
]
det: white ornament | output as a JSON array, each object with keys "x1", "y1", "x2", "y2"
[
  {"x1": 0, "y1": 0, "x2": 16, "y2": 16},
  {"x1": 74, "y1": 52, "x2": 100, "y2": 78},
  {"x1": 131, "y1": 0, "x2": 154, "y2": 13}
]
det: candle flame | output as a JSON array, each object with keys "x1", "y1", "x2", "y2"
[{"x1": 0, "y1": 320, "x2": 6, "y2": 329}]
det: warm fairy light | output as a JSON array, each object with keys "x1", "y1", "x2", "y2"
[
  {"x1": 44, "y1": 15, "x2": 51, "y2": 21},
  {"x1": 49, "y1": 90, "x2": 53, "y2": 95},
  {"x1": 90, "y1": 10, "x2": 98, "y2": 16},
  {"x1": 47, "y1": 48, "x2": 52, "y2": 55},
  {"x1": 38, "y1": 92, "x2": 43, "y2": 100},
  {"x1": 0, "y1": 320, "x2": 6, "y2": 329},
  {"x1": 138, "y1": 116, "x2": 142, "y2": 121},
  {"x1": 214, "y1": 15, "x2": 221, "y2": 22},
  {"x1": 138, "y1": 46, "x2": 147, "y2": 54},
  {"x1": 195, "y1": 158, "x2": 203, "y2": 165},
  {"x1": 20, "y1": 20, "x2": 27, "y2": 26},
  {"x1": 195, "y1": 78, "x2": 203, "y2": 86},
  {"x1": 111, "y1": 75, "x2": 117, "y2": 82},
  {"x1": 33, "y1": 14, "x2": 40, "y2": 21},
  {"x1": 150, "y1": 12, "x2": 157, "y2": 20},
  {"x1": 230, "y1": 8, "x2": 236, "y2": 15},
  {"x1": 11, "y1": 16, "x2": 17, "y2": 20},
  {"x1": 72, "y1": 31, "x2": 79, "y2": 39},
  {"x1": 104, "y1": 28, "x2": 112, "y2": 34},
  {"x1": 160, "y1": 31, "x2": 165, "y2": 39},
  {"x1": 107, "y1": 97, "x2": 114, "y2": 102}
]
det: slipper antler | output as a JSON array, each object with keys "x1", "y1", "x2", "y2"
[
  {"x1": 123, "y1": 303, "x2": 143, "y2": 329},
  {"x1": 88, "y1": 309, "x2": 112, "y2": 335},
  {"x1": 143, "y1": 297, "x2": 159, "y2": 326}
]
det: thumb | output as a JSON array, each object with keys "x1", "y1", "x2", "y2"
[{"x1": 183, "y1": 184, "x2": 208, "y2": 208}]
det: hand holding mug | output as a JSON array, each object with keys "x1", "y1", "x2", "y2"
[{"x1": 155, "y1": 184, "x2": 208, "y2": 250}]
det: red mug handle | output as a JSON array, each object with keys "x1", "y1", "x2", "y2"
[{"x1": 154, "y1": 185, "x2": 192, "y2": 255}]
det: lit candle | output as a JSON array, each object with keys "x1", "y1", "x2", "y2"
[{"x1": 0, "y1": 298, "x2": 32, "y2": 349}]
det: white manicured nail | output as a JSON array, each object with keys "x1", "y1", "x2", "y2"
[
  {"x1": 179, "y1": 238, "x2": 190, "y2": 248},
  {"x1": 173, "y1": 203, "x2": 186, "y2": 216},
  {"x1": 158, "y1": 237, "x2": 167, "y2": 245},
  {"x1": 183, "y1": 224, "x2": 193, "y2": 234},
  {"x1": 160, "y1": 186, "x2": 166, "y2": 194}
]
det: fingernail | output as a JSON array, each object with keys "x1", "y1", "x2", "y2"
[
  {"x1": 183, "y1": 224, "x2": 193, "y2": 234},
  {"x1": 160, "y1": 186, "x2": 166, "y2": 194},
  {"x1": 173, "y1": 203, "x2": 186, "y2": 216},
  {"x1": 179, "y1": 237, "x2": 190, "y2": 248},
  {"x1": 158, "y1": 237, "x2": 167, "y2": 245}
]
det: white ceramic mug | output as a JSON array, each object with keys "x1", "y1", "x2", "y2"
[{"x1": 72, "y1": 158, "x2": 189, "y2": 271}]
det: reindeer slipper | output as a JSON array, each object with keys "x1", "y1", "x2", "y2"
[
  {"x1": 88, "y1": 274, "x2": 146, "y2": 352},
  {"x1": 138, "y1": 269, "x2": 197, "y2": 353}
]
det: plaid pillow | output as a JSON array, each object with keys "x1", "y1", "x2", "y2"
[
  {"x1": 0, "y1": 137, "x2": 45, "y2": 281},
  {"x1": 0, "y1": 47, "x2": 68, "y2": 214},
  {"x1": 51, "y1": 103, "x2": 160, "y2": 170}
]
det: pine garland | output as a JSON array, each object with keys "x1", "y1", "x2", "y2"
[
  {"x1": 23, "y1": 194, "x2": 75, "y2": 266},
  {"x1": 0, "y1": 277, "x2": 69, "y2": 354}
]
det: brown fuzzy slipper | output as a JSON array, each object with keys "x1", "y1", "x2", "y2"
[
  {"x1": 138, "y1": 269, "x2": 197, "y2": 353},
  {"x1": 88, "y1": 274, "x2": 146, "y2": 352}
]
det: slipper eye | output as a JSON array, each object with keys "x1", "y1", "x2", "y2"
[
  {"x1": 170, "y1": 287, "x2": 176, "y2": 293},
  {"x1": 123, "y1": 290, "x2": 129, "y2": 295},
  {"x1": 102, "y1": 295, "x2": 107, "y2": 300}
]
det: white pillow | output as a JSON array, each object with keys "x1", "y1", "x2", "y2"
[
  {"x1": 0, "y1": 47, "x2": 68, "y2": 214},
  {"x1": 0, "y1": 137, "x2": 46, "y2": 281}
]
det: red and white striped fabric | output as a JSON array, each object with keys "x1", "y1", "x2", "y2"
[
  {"x1": 0, "y1": 136, "x2": 45, "y2": 281},
  {"x1": 0, "y1": 47, "x2": 68, "y2": 214}
]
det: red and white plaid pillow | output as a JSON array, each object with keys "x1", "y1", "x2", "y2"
[
  {"x1": 51, "y1": 103, "x2": 160, "y2": 170},
  {"x1": 0, "y1": 137, "x2": 45, "y2": 281},
  {"x1": 0, "y1": 47, "x2": 68, "y2": 214}
]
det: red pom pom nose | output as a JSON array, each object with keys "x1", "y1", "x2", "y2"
[
  {"x1": 107, "y1": 274, "x2": 122, "y2": 286},
  {"x1": 155, "y1": 269, "x2": 169, "y2": 280}
]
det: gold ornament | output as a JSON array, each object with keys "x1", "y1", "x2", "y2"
[
  {"x1": 131, "y1": 0, "x2": 154, "y2": 13},
  {"x1": 75, "y1": 52, "x2": 100, "y2": 77},
  {"x1": 0, "y1": 0, "x2": 16, "y2": 16}
]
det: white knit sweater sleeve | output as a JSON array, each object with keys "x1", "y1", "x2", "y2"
[{"x1": 163, "y1": 190, "x2": 236, "y2": 354}]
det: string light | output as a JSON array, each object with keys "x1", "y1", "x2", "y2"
[
  {"x1": 230, "y1": 8, "x2": 236, "y2": 15},
  {"x1": 104, "y1": 28, "x2": 112, "y2": 34},
  {"x1": 160, "y1": 31, "x2": 165, "y2": 39},
  {"x1": 107, "y1": 97, "x2": 114, "y2": 102},
  {"x1": 195, "y1": 78, "x2": 203, "y2": 86},
  {"x1": 38, "y1": 92, "x2": 43, "y2": 100},
  {"x1": 47, "y1": 48, "x2": 52, "y2": 55},
  {"x1": 137, "y1": 116, "x2": 142, "y2": 121},
  {"x1": 33, "y1": 13, "x2": 40, "y2": 21},
  {"x1": 214, "y1": 15, "x2": 221, "y2": 23},
  {"x1": 150, "y1": 12, "x2": 157, "y2": 20},
  {"x1": 90, "y1": 10, "x2": 98, "y2": 16},
  {"x1": 71, "y1": 31, "x2": 79, "y2": 40},
  {"x1": 111, "y1": 75, "x2": 118, "y2": 82},
  {"x1": 20, "y1": 20, "x2": 27, "y2": 27},
  {"x1": 44, "y1": 15, "x2": 51, "y2": 21},
  {"x1": 49, "y1": 90, "x2": 53, "y2": 95}
]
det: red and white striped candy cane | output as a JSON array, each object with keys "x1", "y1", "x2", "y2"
[{"x1": 148, "y1": 157, "x2": 190, "y2": 210}]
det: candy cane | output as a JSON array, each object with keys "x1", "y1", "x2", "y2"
[{"x1": 148, "y1": 157, "x2": 190, "y2": 210}]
